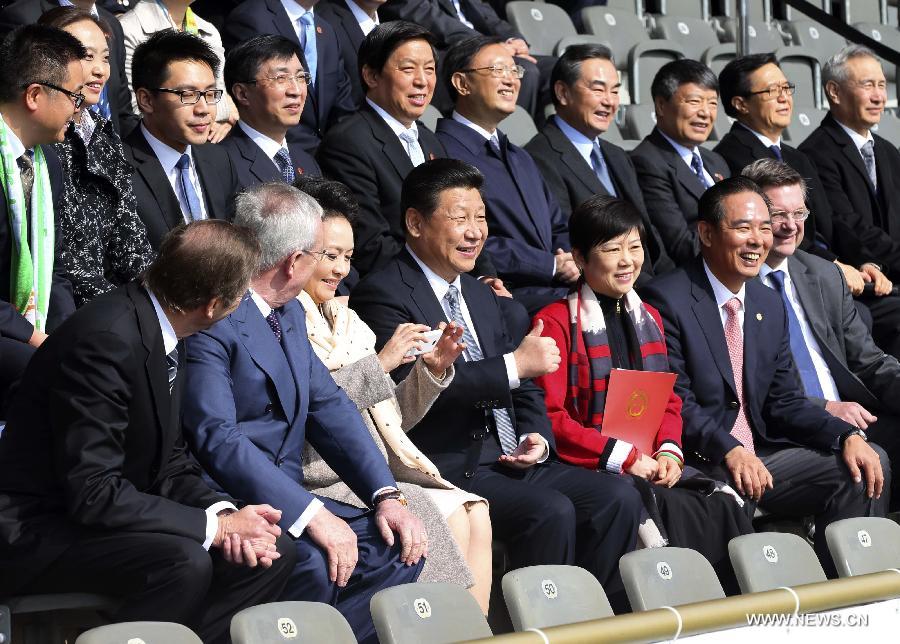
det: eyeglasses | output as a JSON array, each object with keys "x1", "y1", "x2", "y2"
[
  {"x1": 243, "y1": 71, "x2": 312, "y2": 88},
  {"x1": 301, "y1": 248, "x2": 331, "y2": 262},
  {"x1": 770, "y1": 208, "x2": 810, "y2": 224},
  {"x1": 461, "y1": 64, "x2": 526, "y2": 79},
  {"x1": 154, "y1": 88, "x2": 224, "y2": 105},
  {"x1": 24, "y1": 81, "x2": 86, "y2": 110},
  {"x1": 318, "y1": 251, "x2": 352, "y2": 265},
  {"x1": 747, "y1": 83, "x2": 796, "y2": 100}
]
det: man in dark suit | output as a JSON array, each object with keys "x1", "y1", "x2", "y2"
[
  {"x1": 123, "y1": 30, "x2": 239, "y2": 250},
  {"x1": 316, "y1": 0, "x2": 384, "y2": 106},
  {"x1": 351, "y1": 158, "x2": 642, "y2": 595},
  {"x1": 183, "y1": 183, "x2": 426, "y2": 644},
  {"x1": 0, "y1": 0, "x2": 138, "y2": 135},
  {"x1": 525, "y1": 44, "x2": 674, "y2": 280},
  {"x1": 221, "y1": 35, "x2": 321, "y2": 192},
  {"x1": 224, "y1": 0, "x2": 357, "y2": 154},
  {"x1": 0, "y1": 220, "x2": 296, "y2": 644},
  {"x1": 631, "y1": 60, "x2": 731, "y2": 266},
  {"x1": 436, "y1": 35, "x2": 575, "y2": 314},
  {"x1": 0, "y1": 26, "x2": 81, "y2": 413},
  {"x1": 642, "y1": 177, "x2": 889, "y2": 574}
]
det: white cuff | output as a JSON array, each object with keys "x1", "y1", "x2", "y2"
[
  {"x1": 521, "y1": 434, "x2": 550, "y2": 463},
  {"x1": 503, "y1": 352, "x2": 521, "y2": 389},
  {"x1": 653, "y1": 441, "x2": 684, "y2": 462},
  {"x1": 607, "y1": 440, "x2": 634, "y2": 474},
  {"x1": 203, "y1": 500, "x2": 238, "y2": 550},
  {"x1": 288, "y1": 498, "x2": 325, "y2": 538}
]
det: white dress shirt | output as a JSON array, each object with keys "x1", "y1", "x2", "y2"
[
  {"x1": 148, "y1": 288, "x2": 236, "y2": 549},
  {"x1": 450, "y1": 0, "x2": 475, "y2": 28},
  {"x1": 280, "y1": 0, "x2": 315, "y2": 42},
  {"x1": 704, "y1": 260, "x2": 747, "y2": 330},
  {"x1": 345, "y1": 0, "x2": 379, "y2": 35},
  {"x1": 238, "y1": 120, "x2": 288, "y2": 168},
  {"x1": 659, "y1": 129, "x2": 715, "y2": 187},
  {"x1": 739, "y1": 121, "x2": 782, "y2": 148},
  {"x1": 141, "y1": 124, "x2": 208, "y2": 222},
  {"x1": 836, "y1": 119, "x2": 876, "y2": 164},
  {"x1": 367, "y1": 98, "x2": 422, "y2": 158},
  {"x1": 759, "y1": 260, "x2": 841, "y2": 401}
]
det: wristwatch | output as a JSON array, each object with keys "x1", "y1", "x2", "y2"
[
  {"x1": 373, "y1": 489, "x2": 408, "y2": 507},
  {"x1": 839, "y1": 428, "x2": 868, "y2": 448}
]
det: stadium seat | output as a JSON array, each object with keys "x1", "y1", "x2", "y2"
[
  {"x1": 230, "y1": 601, "x2": 356, "y2": 644},
  {"x1": 714, "y1": 0, "x2": 769, "y2": 22},
  {"x1": 728, "y1": 532, "x2": 827, "y2": 594},
  {"x1": 713, "y1": 1, "x2": 772, "y2": 44},
  {"x1": 871, "y1": 111, "x2": 900, "y2": 147},
  {"x1": 618, "y1": 547, "x2": 725, "y2": 611},
  {"x1": 553, "y1": 34, "x2": 612, "y2": 57},
  {"x1": 825, "y1": 517, "x2": 900, "y2": 577},
  {"x1": 607, "y1": 0, "x2": 645, "y2": 16},
  {"x1": 582, "y1": 7, "x2": 686, "y2": 104},
  {"x1": 776, "y1": 48, "x2": 822, "y2": 107},
  {"x1": 841, "y1": 0, "x2": 886, "y2": 24},
  {"x1": 783, "y1": 20, "x2": 847, "y2": 65},
  {"x1": 654, "y1": 0, "x2": 709, "y2": 20},
  {"x1": 620, "y1": 103, "x2": 658, "y2": 140},
  {"x1": 419, "y1": 104, "x2": 442, "y2": 133},
  {"x1": 0, "y1": 593, "x2": 119, "y2": 644},
  {"x1": 75, "y1": 622, "x2": 201, "y2": 644},
  {"x1": 370, "y1": 582, "x2": 492, "y2": 644},
  {"x1": 501, "y1": 105, "x2": 539, "y2": 147},
  {"x1": 779, "y1": 0, "x2": 831, "y2": 22},
  {"x1": 501, "y1": 565, "x2": 613, "y2": 631},
  {"x1": 783, "y1": 104, "x2": 824, "y2": 144},
  {"x1": 505, "y1": 2, "x2": 577, "y2": 56},
  {"x1": 852, "y1": 23, "x2": 900, "y2": 103},
  {"x1": 650, "y1": 16, "x2": 737, "y2": 62},
  {"x1": 0, "y1": 604, "x2": 9, "y2": 644}
]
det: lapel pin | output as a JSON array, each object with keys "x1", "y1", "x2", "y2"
[
  {"x1": 756, "y1": 313, "x2": 763, "y2": 321},
  {"x1": 714, "y1": 173, "x2": 725, "y2": 183},
  {"x1": 297, "y1": 167, "x2": 304, "y2": 175},
  {"x1": 429, "y1": 152, "x2": 436, "y2": 160},
  {"x1": 316, "y1": 26, "x2": 323, "y2": 34}
]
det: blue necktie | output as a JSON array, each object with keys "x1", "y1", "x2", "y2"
[
  {"x1": 690, "y1": 150, "x2": 710, "y2": 188},
  {"x1": 768, "y1": 270, "x2": 825, "y2": 398},
  {"x1": 591, "y1": 141, "x2": 617, "y2": 197},
  {"x1": 274, "y1": 148, "x2": 295, "y2": 184},
  {"x1": 769, "y1": 144, "x2": 783, "y2": 161},
  {"x1": 175, "y1": 154, "x2": 203, "y2": 221},
  {"x1": 298, "y1": 12, "x2": 318, "y2": 87}
]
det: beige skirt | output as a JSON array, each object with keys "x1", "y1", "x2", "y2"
[{"x1": 424, "y1": 486, "x2": 487, "y2": 518}]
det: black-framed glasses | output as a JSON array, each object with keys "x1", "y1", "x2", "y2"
[
  {"x1": 747, "y1": 83, "x2": 796, "y2": 100},
  {"x1": 461, "y1": 64, "x2": 526, "y2": 79},
  {"x1": 242, "y1": 72, "x2": 312, "y2": 88},
  {"x1": 770, "y1": 208, "x2": 810, "y2": 224},
  {"x1": 154, "y1": 88, "x2": 224, "y2": 105},
  {"x1": 24, "y1": 81, "x2": 86, "y2": 110}
]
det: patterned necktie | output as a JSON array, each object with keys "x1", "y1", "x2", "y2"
[
  {"x1": 266, "y1": 309, "x2": 282, "y2": 342},
  {"x1": 274, "y1": 147, "x2": 295, "y2": 184},
  {"x1": 487, "y1": 134, "x2": 503, "y2": 159},
  {"x1": 17, "y1": 152, "x2": 34, "y2": 214},
  {"x1": 768, "y1": 271, "x2": 826, "y2": 398},
  {"x1": 590, "y1": 141, "x2": 618, "y2": 197},
  {"x1": 166, "y1": 347, "x2": 178, "y2": 394},
  {"x1": 690, "y1": 150, "x2": 710, "y2": 188},
  {"x1": 175, "y1": 154, "x2": 203, "y2": 221},
  {"x1": 723, "y1": 297, "x2": 755, "y2": 454},
  {"x1": 444, "y1": 285, "x2": 519, "y2": 454},
  {"x1": 861, "y1": 140, "x2": 877, "y2": 190},
  {"x1": 769, "y1": 144, "x2": 783, "y2": 161},
  {"x1": 298, "y1": 12, "x2": 318, "y2": 87},
  {"x1": 398, "y1": 129, "x2": 425, "y2": 166}
]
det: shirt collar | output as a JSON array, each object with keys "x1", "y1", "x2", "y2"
[
  {"x1": 703, "y1": 259, "x2": 746, "y2": 310},
  {"x1": 238, "y1": 120, "x2": 287, "y2": 160},
  {"x1": 406, "y1": 244, "x2": 463, "y2": 303},
  {"x1": 658, "y1": 128, "x2": 701, "y2": 164},
  {"x1": 141, "y1": 123, "x2": 192, "y2": 175},
  {"x1": 345, "y1": 0, "x2": 379, "y2": 34},
  {"x1": 146, "y1": 288, "x2": 178, "y2": 355},
  {"x1": 249, "y1": 288, "x2": 273, "y2": 317},
  {"x1": 554, "y1": 114, "x2": 596, "y2": 155},
  {"x1": 4, "y1": 124, "x2": 27, "y2": 160},
  {"x1": 281, "y1": 0, "x2": 313, "y2": 22},
  {"x1": 738, "y1": 121, "x2": 781, "y2": 147},
  {"x1": 452, "y1": 110, "x2": 497, "y2": 141},
  {"x1": 835, "y1": 118, "x2": 874, "y2": 150},
  {"x1": 759, "y1": 256, "x2": 789, "y2": 282},
  {"x1": 366, "y1": 97, "x2": 418, "y2": 138}
]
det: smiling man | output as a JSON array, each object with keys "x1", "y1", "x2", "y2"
[
  {"x1": 123, "y1": 30, "x2": 239, "y2": 250},
  {"x1": 643, "y1": 176, "x2": 889, "y2": 575},
  {"x1": 631, "y1": 60, "x2": 731, "y2": 265}
]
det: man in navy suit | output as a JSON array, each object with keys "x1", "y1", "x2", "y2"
[
  {"x1": 316, "y1": 0, "x2": 384, "y2": 106},
  {"x1": 642, "y1": 177, "x2": 889, "y2": 574},
  {"x1": 221, "y1": 35, "x2": 321, "y2": 192},
  {"x1": 351, "y1": 159, "x2": 642, "y2": 597},
  {"x1": 182, "y1": 183, "x2": 426, "y2": 644},
  {"x1": 436, "y1": 35, "x2": 576, "y2": 314},
  {"x1": 224, "y1": 0, "x2": 357, "y2": 154}
]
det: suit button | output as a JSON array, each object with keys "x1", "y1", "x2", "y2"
[
  {"x1": 264, "y1": 403, "x2": 273, "y2": 413},
  {"x1": 276, "y1": 457, "x2": 285, "y2": 466},
  {"x1": 471, "y1": 431, "x2": 483, "y2": 440},
  {"x1": 465, "y1": 470, "x2": 474, "y2": 478},
  {"x1": 728, "y1": 401, "x2": 739, "y2": 410}
]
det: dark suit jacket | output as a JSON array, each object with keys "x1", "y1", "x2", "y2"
[
  {"x1": 316, "y1": 0, "x2": 367, "y2": 107},
  {"x1": 0, "y1": 145, "x2": 75, "y2": 340},
  {"x1": 642, "y1": 259, "x2": 851, "y2": 466},
  {"x1": 0, "y1": 0, "x2": 138, "y2": 136},
  {"x1": 381, "y1": 0, "x2": 522, "y2": 48},
  {"x1": 630, "y1": 127, "x2": 731, "y2": 266},
  {"x1": 317, "y1": 104, "x2": 446, "y2": 275},
  {"x1": 350, "y1": 249, "x2": 555, "y2": 487},
  {"x1": 123, "y1": 126, "x2": 239, "y2": 250},
  {"x1": 800, "y1": 112, "x2": 900, "y2": 277},
  {"x1": 0, "y1": 282, "x2": 233, "y2": 595},
  {"x1": 524, "y1": 118, "x2": 675, "y2": 277},
  {"x1": 182, "y1": 295, "x2": 396, "y2": 530},
  {"x1": 224, "y1": 0, "x2": 356, "y2": 153},
  {"x1": 220, "y1": 123, "x2": 321, "y2": 192},
  {"x1": 785, "y1": 250, "x2": 900, "y2": 415}
]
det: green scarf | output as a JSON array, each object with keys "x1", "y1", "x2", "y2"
[
  {"x1": 156, "y1": 0, "x2": 200, "y2": 34},
  {"x1": 0, "y1": 113, "x2": 53, "y2": 331}
]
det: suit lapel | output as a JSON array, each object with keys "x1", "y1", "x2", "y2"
[
  {"x1": 127, "y1": 129, "x2": 184, "y2": 231},
  {"x1": 192, "y1": 146, "x2": 219, "y2": 219},
  {"x1": 501, "y1": 138, "x2": 550, "y2": 244},
  {"x1": 785, "y1": 258, "x2": 832, "y2": 349},
  {"x1": 398, "y1": 251, "x2": 450, "y2": 328},
  {"x1": 233, "y1": 127, "x2": 278, "y2": 184},
  {"x1": 546, "y1": 122, "x2": 604, "y2": 195},
  {"x1": 742, "y1": 286, "x2": 763, "y2": 404},
  {"x1": 365, "y1": 108, "x2": 415, "y2": 181},
  {"x1": 873, "y1": 138, "x2": 899, "y2": 232},
  {"x1": 130, "y1": 284, "x2": 170, "y2": 461},
  {"x1": 460, "y1": 276, "x2": 500, "y2": 357},
  {"x1": 688, "y1": 263, "x2": 738, "y2": 396},
  {"x1": 652, "y1": 129, "x2": 706, "y2": 199}
]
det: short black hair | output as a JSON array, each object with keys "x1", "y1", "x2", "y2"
[
  {"x1": 294, "y1": 175, "x2": 359, "y2": 225},
  {"x1": 718, "y1": 53, "x2": 778, "y2": 119},
  {"x1": 358, "y1": 21, "x2": 436, "y2": 95},
  {"x1": 132, "y1": 29, "x2": 220, "y2": 96},
  {"x1": 224, "y1": 34, "x2": 302, "y2": 100},
  {"x1": 569, "y1": 195, "x2": 645, "y2": 258},
  {"x1": 650, "y1": 59, "x2": 718, "y2": 103},
  {"x1": 550, "y1": 43, "x2": 615, "y2": 109},
  {"x1": 0, "y1": 24, "x2": 87, "y2": 104},
  {"x1": 38, "y1": 6, "x2": 112, "y2": 39},
  {"x1": 698, "y1": 176, "x2": 771, "y2": 226},
  {"x1": 401, "y1": 158, "x2": 484, "y2": 232},
  {"x1": 442, "y1": 34, "x2": 506, "y2": 102}
]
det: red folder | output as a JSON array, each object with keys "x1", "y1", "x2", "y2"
[{"x1": 602, "y1": 369, "x2": 677, "y2": 455}]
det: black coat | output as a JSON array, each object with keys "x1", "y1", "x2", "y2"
[
  {"x1": 220, "y1": 123, "x2": 321, "y2": 192},
  {"x1": 381, "y1": 0, "x2": 522, "y2": 48},
  {"x1": 315, "y1": 0, "x2": 367, "y2": 107}
]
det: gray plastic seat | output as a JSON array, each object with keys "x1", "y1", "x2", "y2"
[
  {"x1": 776, "y1": 47, "x2": 822, "y2": 107},
  {"x1": 651, "y1": 15, "x2": 736, "y2": 62},
  {"x1": 501, "y1": 565, "x2": 613, "y2": 631},
  {"x1": 75, "y1": 622, "x2": 201, "y2": 644},
  {"x1": 842, "y1": 0, "x2": 886, "y2": 23},
  {"x1": 728, "y1": 532, "x2": 826, "y2": 594},
  {"x1": 784, "y1": 20, "x2": 847, "y2": 66},
  {"x1": 783, "y1": 104, "x2": 823, "y2": 144},
  {"x1": 620, "y1": 103, "x2": 659, "y2": 140},
  {"x1": 231, "y1": 601, "x2": 355, "y2": 644},
  {"x1": 505, "y1": 2, "x2": 577, "y2": 56},
  {"x1": 781, "y1": 0, "x2": 831, "y2": 22},
  {"x1": 852, "y1": 23, "x2": 900, "y2": 103},
  {"x1": 871, "y1": 112, "x2": 900, "y2": 147},
  {"x1": 658, "y1": 0, "x2": 708, "y2": 20},
  {"x1": 418, "y1": 103, "x2": 441, "y2": 133},
  {"x1": 619, "y1": 546, "x2": 725, "y2": 611},
  {"x1": 553, "y1": 34, "x2": 611, "y2": 57},
  {"x1": 606, "y1": 0, "x2": 644, "y2": 16},
  {"x1": 370, "y1": 582, "x2": 492, "y2": 644},
  {"x1": 500, "y1": 105, "x2": 538, "y2": 147},
  {"x1": 0, "y1": 593, "x2": 120, "y2": 644},
  {"x1": 825, "y1": 517, "x2": 900, "y2": 577}
]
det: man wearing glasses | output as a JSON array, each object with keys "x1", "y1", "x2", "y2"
[
  {"x1": 221, "y1": 34, "x2": 321, "y2": 193},
  {"x1": 0, "y1": 24, "x2": 84, "y2": 415},
  {"x1": 123, "y1": 29, "x2": 239, "y2": 250}
]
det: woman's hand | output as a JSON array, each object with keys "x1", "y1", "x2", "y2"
[
  {"x1": 422, "y1": 322, "x2": 464, "y2": 378},
  {"x1": 625, "y1": 453, "x2": 658, "y2": 480},
  {"x1": 207, "y1": 120, "x2": 233, "y2": 143},
  {"x1": 377, "y1": 323, "x2": 431, "y2": 373},
  {"x1": 653, "y1": 455, "x2": 682, "y2": 487}
]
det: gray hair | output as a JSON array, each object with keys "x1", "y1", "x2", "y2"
[
  {"x1": 233, "y1": 182, "x2": 323, "y2": 271},
  {"x1": 823, "y1": 44, "x2": 881, "y2": 90},
  {"x1": 740, "y1": 159, "x2": 808, "y2": 200}
]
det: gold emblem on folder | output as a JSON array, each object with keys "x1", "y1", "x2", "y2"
[{"x1": 626, "y1": 390, "x2": 649, "y2": 418}]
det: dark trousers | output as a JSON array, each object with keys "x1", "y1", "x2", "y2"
[
  {"x1": 281, "y1": 507, "x2": 424, "y2": 644},
  {"x1": 0, "y1": 337, "x2": 34, "y2": 417},
  {"x1": 22, "y1": 531, "x2": 297, "y2": 644},
  {"x1": 858, "y1": 292, "x2": 900, "y2": 360}
]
